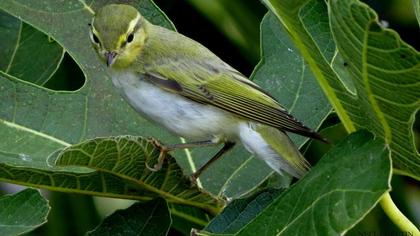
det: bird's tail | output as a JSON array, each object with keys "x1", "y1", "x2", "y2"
[{"x1": 239, "y1": 122, "x2": 310, "y2": 178}]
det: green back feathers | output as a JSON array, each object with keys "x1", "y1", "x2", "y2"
[{"x1": 93, "y1": 4, "x2": 139, "y2": 50}]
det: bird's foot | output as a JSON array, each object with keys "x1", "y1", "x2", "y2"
[
  {"x1": 187, "y1": 170, "x2": 202, "y2": 187},
  {"x1": 188, "y1": 175, "x2": 198, "y2": 187},
  {"x1": 146, "y1": 138, "x2": 169, "y2": 172}
]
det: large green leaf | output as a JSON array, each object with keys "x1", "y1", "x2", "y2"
[
  {"x1": 0, "y1": 188, "x2": 50, "y2": 236},
  {"x1": 329, "y1": 0, "x2": 420, "y2": 179},
  {"x1": 53, "y1": 136, "x2": 221, "y2": 213},
  {"x1": 0, "y1": 10, "x2": 64, "y2": 86},
  {"x1": 0, "y1": 0, "x2": 330, "y2": 199},
  {"x1": 0, "y1": 0, "x2": 175, "y2": 165},
  {"x1": 197, "y1": 131, "x2": 391, "y2": 235},
  {"x1": 87, "y1": 198, "x2": 171, "y2": 236},
  {"x1": 203, "y1": 189, "x2": 281, "y2": 234},
  {"x1": 262, "y1": 0, "x2": 420, "y2": 179},
  {"x1": 0, "y1": 0, "x2": 191, "y2": 201}
]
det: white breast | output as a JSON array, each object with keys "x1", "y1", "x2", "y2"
[{"x1": 110, "y1": 71, "x2": 239, "y2": 141}]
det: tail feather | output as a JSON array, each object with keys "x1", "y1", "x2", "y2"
[{"x1": 239, "y1": 122, "x2": 309, "y2": 178}]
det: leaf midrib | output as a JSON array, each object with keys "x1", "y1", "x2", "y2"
[
  {"x1": 1, "y1": 120, "x2": 70, "y2": 147},
  {"x1": 361, "y1": 10, "x2": 392, "y2": 144}
]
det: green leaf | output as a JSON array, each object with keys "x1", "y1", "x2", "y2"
[
  {"x1": 53, "y1": 136, "x2": 221, "y2": 214},
  {"x1": 260, "y1": 0, "x2": 353, "y2": 132},
  {"x1": 0, "y1": 135, "x2": 220, "y2": 215},
  {"x1": 413, "y1": 0, "x2": 420, "y2": 27},
  {"x1": 193, "y1": 11, "x2": 331, "y2": 198},
  {"x1": 253, "y1": 13, "x2": 331, "y2": 145},
  {"x1": 169, "y1": 203, "x2": 211, "y2": 235},
  {"x1": 197, "y1": 131, "x2": 391, "y2": 235},
  {"x1": 87, "y1": 198, "x2": 171, "y2": 236},
  {"x1": 0, "y1": 10, "x2": 64, "y2": 86},
  {"x1": 262, "y1": 0, "x2": 420, "y2": 179},
  {"x1": 203, "y1": 189, "x2": 281, "y2": 234},
  {"x1": 0, "y1": 188, "x2": 50, "y2": 236},
  {"x1": 0, "y1": 0, "x2": 330, "y2": 200},
  {"x1": 0, "y1": 0, "x2": 185, "y2": 201},
  {"x1": 329, "y1": 0, "x2": 420, "y2": 179}
]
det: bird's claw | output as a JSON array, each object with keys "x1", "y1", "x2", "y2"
[
  {"x1": 188, "y1": 175, "x2": 198, "y2": 187},
  {"x1": 147, "y1": 138, "x2": 169, "y2": 172},
  {"x1": 145, "y1": 162, "x2": 160, "y2": 172},
  {"x1": 149, "y1": 138, "x2": 168, "y2": 151}
]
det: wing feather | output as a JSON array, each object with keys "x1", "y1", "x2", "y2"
[{"x1": 143, "y1": 62, "x2": 325, "y2": 141}]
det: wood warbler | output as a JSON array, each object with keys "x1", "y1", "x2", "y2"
[{"x1": 90, "y1": 4, "x2": 324, "y2": 180}]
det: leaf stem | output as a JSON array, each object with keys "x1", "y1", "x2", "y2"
[{"x1": 379, "y1": 193, "x2": 420, "y2": 235}]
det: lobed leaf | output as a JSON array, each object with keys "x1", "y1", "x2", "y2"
[
  {"x1": 262, "y1": 0, "x2": 420, "y2": 179},
  {"x1": 0, "y1": 0, "x2": 186, "y2": 200},
  {"x1": 329, "y1": 0, "x2": 420, "y2": 179},
  {"x1": 0, "y1": 10, "x2": 64, "y2": 86}
]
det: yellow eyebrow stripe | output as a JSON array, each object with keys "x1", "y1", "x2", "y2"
[
  {"x1": 127, "y1": 12, "x2": 140, "y2": 33},
  {"x1": 116, "y1": 12, "x2": 140, "y2": 48}
]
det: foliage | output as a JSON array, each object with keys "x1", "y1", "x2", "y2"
[
  {"x1": 0, "y1": 188, "x2": 49, "y2": 236},
  {"x1": 0, "y1": 0, "x2": 418, "y2": 235},
  {"x1": 199, "y1": 131, "x2": 390, "y2": 235},
  {"x1": 87, "y1": 198, "x2": 171, "y2": 236}
]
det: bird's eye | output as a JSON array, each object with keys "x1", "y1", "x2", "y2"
[
  {"x1": 92, "y1": 33, "x2": 100, "y2": 45},
  {"x1": 92, "y1": 34, "x2": 100, "y2": 44},
  {"x1": 127, "y1": 33, "x2": 134, "y2": 43}
]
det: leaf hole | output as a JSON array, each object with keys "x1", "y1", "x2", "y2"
[{"x1": 44, "y1": 53, "x2": 85, "y2": 91}]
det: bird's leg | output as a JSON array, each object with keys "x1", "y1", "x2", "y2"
[
  {"x1": 147, "y1": 138, "x2": 220, "y2": 172},
  {"x1": 190, "y1": 142, "x2": 235, "y2": 181}
]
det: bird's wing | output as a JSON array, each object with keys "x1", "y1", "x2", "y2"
[{"x1": 142, "y1": 60, "x2": 323, "y2": 141}]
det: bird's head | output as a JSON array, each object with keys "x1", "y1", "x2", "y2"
[{"x1": 89, "y1": 4, "x2": 147, "y2": 68}]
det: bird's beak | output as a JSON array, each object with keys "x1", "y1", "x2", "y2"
[{"x1": 105, "y1": 51, "x2": 117, "y2": 67}]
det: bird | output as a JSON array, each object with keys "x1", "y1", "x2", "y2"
[{"x1": 89, "y1": 4, "x2": 325, "y2": 180}]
